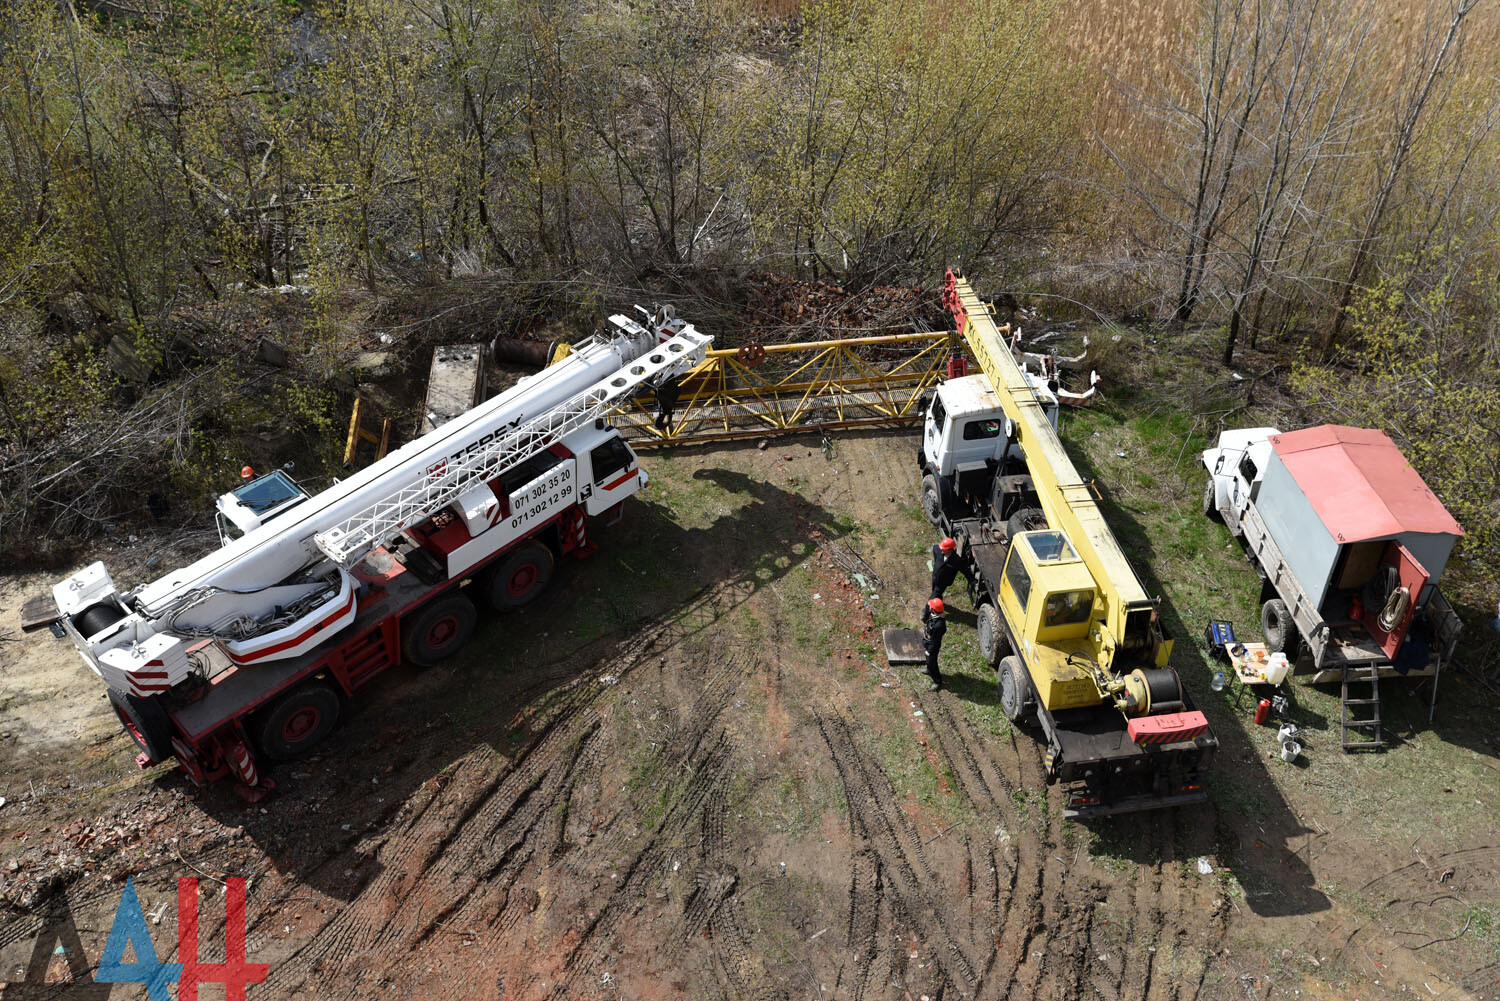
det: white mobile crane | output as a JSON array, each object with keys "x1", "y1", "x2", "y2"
[{"x1": 40, "y1": 308, "x2": 711, "y2": 799}]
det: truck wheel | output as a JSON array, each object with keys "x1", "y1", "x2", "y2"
[
  {"x1": 1261, "y1": 598, "x2": 1300, "y2": 655},
  {"x1": 256, "y1": 683, "x2": 341, "y2": 761},
  {"x1": 977, "y1": 603, "x2": 1011, "y2": 666},
  {"x1": 920, "y1": 474, "x2": 945, "y2": 527},
  {"x1": 1007, "y1": 507, "x2": 1046, "y2": 538},
  {"x1": 998, "y1": 656, "x2": 1034, "y2": 723},
  {"x1": 402, "y1": 593, "x2": 477, "y2": 666},
  {"x1": 485, "y1": 541, "x2": 555, "y2": 611},
  {"x1": 1202, "y1": 479, "x2": 1222, "y2": 522},
  {"x1": 108, "y1": 689, "x2": 174, "y2": 763}
]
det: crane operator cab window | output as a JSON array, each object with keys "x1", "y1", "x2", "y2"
[
  {"x1": 590, "y1": 437, "x2": 635, "y2": 486},
  {"x1": 1022, "y1": 530, "x2": 1077, "y2": 564},
  {"x1": 1043, "y1": 590, "x2": 1093, "y2": 627}
]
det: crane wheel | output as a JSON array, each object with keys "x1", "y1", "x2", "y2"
[
  {"x1": 256, "y1": 683, "x2": 342, "y2": 761},
  {"x1": 998, "y1": 656, "x2": 1035, "y2": 723},
  {"x1": 1261, "y1": 598, "x2": 1300, "y2": 655},
  {"x1": 977, "y1": 603, "x2": 1011, "y2": 666},
  {"x1": 485, "y1": 541, "x2": 556, "y2": 610},
  {"x1": 403, "y1": 593, "x2": 478, "y2": 666},
  {"x1": 108, "y1": 689, "x2": 174, "y2": 763}
]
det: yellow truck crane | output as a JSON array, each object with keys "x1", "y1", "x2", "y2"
[{"x1": 920, "y1": 269, "x2": 1216, "y2": 817}]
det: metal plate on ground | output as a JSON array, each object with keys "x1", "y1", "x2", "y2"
[{"x1": 883, "y1": 628, "x2": 924, "y2": 665}]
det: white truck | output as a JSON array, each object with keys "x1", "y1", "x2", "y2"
[
  {"x1": 31, "y1": 308, "x2": 710, "y2": 799},
  {"x1": 1201, "y1": 425, "x2": 1464, "y2": 742}
]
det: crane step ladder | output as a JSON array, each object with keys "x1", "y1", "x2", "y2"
[{"x1": 1339, "y1": 664, "x2": 1384, "y2": 752}]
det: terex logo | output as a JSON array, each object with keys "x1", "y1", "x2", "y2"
[{"x1": 10, "y1": 877, "x2": 267, "y2": 999}]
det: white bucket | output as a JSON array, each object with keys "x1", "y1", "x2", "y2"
[
  {"x1": 1280, "y1": 739, "x2": 1301, "y2": 763},
  {"x1": 1278, "y1": 723, "x2": 1302, "y2": 743}
]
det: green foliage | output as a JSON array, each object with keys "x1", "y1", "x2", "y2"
[{"x1": 745, "y1": 0, "x2": 1081, "y2": 284}]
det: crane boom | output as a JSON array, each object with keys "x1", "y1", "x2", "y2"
[
  {"x1": 942, "y1": 269, "x2": 1163, "y2": 671},
  {"x1": 315, "y1": 325, "x2": 706, "y2": 566}
]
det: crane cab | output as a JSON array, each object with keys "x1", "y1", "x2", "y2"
[
  {"x1": 216, "y1": 469, "x2": 311, "y2": 546},
  {"x1": 998, "y1": 529, "x2": 1103, "y2": 712}
]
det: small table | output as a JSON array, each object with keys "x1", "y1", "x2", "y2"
[{"x1": 1228, "y1": 642, "x2": 1278, "y2": 685}]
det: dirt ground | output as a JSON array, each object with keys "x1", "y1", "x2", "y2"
[{"x1": 1, "y1": 429, "x2": 1497, "y2": 1000}]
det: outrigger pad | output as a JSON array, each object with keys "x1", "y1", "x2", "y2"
[{"x1": 883, "y1": 628, "x2": 925, "y2": 665}]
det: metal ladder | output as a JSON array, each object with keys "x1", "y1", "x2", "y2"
[
  {"x1": 1340, "y1": 664, "x2": 1383, "y2": 751},
  {"x1": 314, "y1": 325, "x2": 710, "y2": 566}
]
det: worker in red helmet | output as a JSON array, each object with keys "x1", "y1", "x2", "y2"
[
  {"x1": 921, "y1": 597, "x2": 947, "y2": 692},
  {"x1": 240, "y1": 465, "x2": 256, "y2": 481},
  {"x1": 930, "y1": 535, "x2": 969, "y2": 601}
]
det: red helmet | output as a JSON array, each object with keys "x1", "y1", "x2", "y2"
[
  {"x1": 939, "y1": 537, "x2": 957, "y2": 552},
  {"x1": 928, "y1": 598, "x2": 945, "y2": 614},
  {"x1": 240, "y1": 465, "x2": 256, "y2": 481}
]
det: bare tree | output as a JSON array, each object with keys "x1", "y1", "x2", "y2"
[
  {"x1": 1317, "y1": 0, "x2": 1478, "y2": 358},
  {"x1": 1106, "y1": 0, "x2": 1282, "y2": 325},
  {"x1": 1219, "y1": 0, "x2": 1374, "y2": 364}
]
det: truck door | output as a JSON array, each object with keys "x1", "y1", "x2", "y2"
[
  {"x1": 923, "y1": 394, "x2": 948, "y2": 470},
  {"x1": 1365, "y1": 543, "x2": 1429, "y2": 658},
  {"x1": 583, "y1": 436, "x2": 642, "y2": 516}
]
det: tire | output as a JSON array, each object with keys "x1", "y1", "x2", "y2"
[
  {"x1": 1202, "y1": 479, "x2": 1222, "y2": 522},
  {"x1": 920, "y1": 473, "x2": 945, "y2": 527},
  {"x1": 108, "y1": 689, "x2": 174, "y2": 763},
  {"x1": 484, "y1": 541, "x2": 556, "y2": 611},
  {"x1": 1007, "y1": 507, "x2": 1046, "y2": 538},
  {"x1": 402, "y1": 593, "x2": 477, "y2": 667},
  {"x1": 977, "y1": 602, "x2": 1011, "y2": 666},
  {"x1": 255, "y1": 683, "x2": 342, "y2": 761},
  {"x1": 1261, "y1": 598, "x2": 1300, "y2": 655},
  {"x1": 77, "y1": 602, "x2": 126, "y2": 638},
  {"x1": 998, "y1": 655, "x2": 1034, "y2": 723}
]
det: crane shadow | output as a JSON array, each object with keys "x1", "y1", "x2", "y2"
[{"x1": 174, "y1": 464, "x2": 847, "y2": 903}]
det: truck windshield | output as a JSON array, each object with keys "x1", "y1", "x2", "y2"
[{"x1": 1023, "y1": 530, "x2": 1077, "y2": 563}]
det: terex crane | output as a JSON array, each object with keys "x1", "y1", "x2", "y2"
[
  {"x1": 42, "y1": 308, "x2": 711, "y2": 799},
  {"x1": 919, "y1": 270, "x2": 1216, "y2": 817}
]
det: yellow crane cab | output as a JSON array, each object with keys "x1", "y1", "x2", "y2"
[{"x1": 997, "y1": 529, "x2": 1103, "y2": 712}]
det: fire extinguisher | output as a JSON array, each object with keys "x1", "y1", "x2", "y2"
[{"x1": 1254, "y1": 698, "x2": 1271, "y2": 725}]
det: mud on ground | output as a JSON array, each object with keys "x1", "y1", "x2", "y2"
[{"x1": 1, "y1": 432, "x2": 1497, "y2": 1000}]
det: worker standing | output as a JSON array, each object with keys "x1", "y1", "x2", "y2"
[
  {"x1": 922, "y1": 597, "x2": 947, "y2": 692},
  {"x1": 654, "y1": 374, "x2": 681, "y2": 433},
  {"x1": 930, "y1": 536, "x2": 968, "y2": 600}
]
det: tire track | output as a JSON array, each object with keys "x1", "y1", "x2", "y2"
[{"x1": 817, "y1": 710, "x2": 982, "y2": 996}]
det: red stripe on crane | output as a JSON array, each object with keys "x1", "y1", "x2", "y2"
[
  {"x1": 228, "y1": 591, "x2": 357, "y2": 664},
  {"x1": 602, "y1": 467, "x2": 637, "y2": 491}
]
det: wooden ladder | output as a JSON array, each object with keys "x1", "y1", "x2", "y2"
[{"x1": 1340, "y1": 664, "x2": 1384, "y2": 752}]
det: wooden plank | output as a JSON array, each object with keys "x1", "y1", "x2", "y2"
[
  {"x1": 343, "y1": 397, "x2": 366, "y2": 467},
  {"x1": 19, "y1": 593, "x2": 61, "y2": 633}
]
